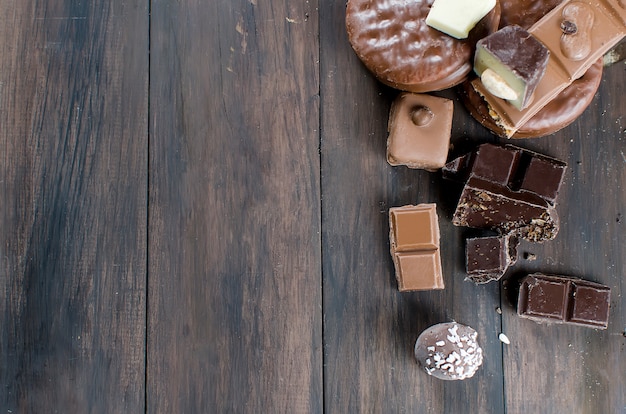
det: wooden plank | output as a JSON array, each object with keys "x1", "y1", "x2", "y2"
[
  {"x1": 320, "y1": 1, "x2": 504, "y2": 412},
  {"x1": 147, "y1": 0, "x2": 322, "y2": 412},
  {"x1": 500, "y1": 64, "x2": 626, "y2": 414},
  {"x1": 0, "y1": 0, "x2": 148, "y2": 412}
]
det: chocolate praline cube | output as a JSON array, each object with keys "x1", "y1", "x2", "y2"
[
  {"x1": 474, "y1": 25, "x2": 550, "y2": 110},
  {"x1": 519, "y1": 155, "x2": 567, "y2": 205},
  {"x1": 386, "y1": 93, "x2": 453, "y2": 171}
]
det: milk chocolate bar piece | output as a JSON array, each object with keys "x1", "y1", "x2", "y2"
[
  {"x1": 465, "y1": 234, "x2": 518, "y2": 283},
  {"x1": 389, "y1": 204, "x2": 444, "y2": 291},
  {"x1": 473, "y1": 0, "x2": 626, "y2": 136},
  {"x1": 474, "y1": 25, "x2": 550, "y2": 110},
  {"x1": 447, "y1": 143, "x2": 566, "y2": 242},
  {"x1": 387, "y1": 93, "x2": 453, "y2": 171},
  {"x1": 518, "y1": 273, "x2": 611, "y2": 329}
]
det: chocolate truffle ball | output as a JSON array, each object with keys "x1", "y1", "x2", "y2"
[{"x1": 414, "y1": 322, "x2": 483, "y2": 380}]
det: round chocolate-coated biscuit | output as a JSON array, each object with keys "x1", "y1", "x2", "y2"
[
  {"x1": 460, "y1": 58, "x2": 603, "y2": 138},
  {"x1": 346, "y1": 0, "x2": 501, "y2": 93},
  {"x1": 460, "y1": 0, "x2": 603, "y2": 138}
]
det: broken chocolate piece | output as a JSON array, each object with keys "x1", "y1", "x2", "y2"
[
  {"x1": 414, "y1": 322, "x2": 484, "y2": 380},
  {"x1": 389, "y1": 204, "x2": 444, "y2": 291},
  {"x1": 446, "y1": 143, "x2": 566, "y2": 242},
  {"x1": 518, "y1": 273, "x2": 611, "y2": 329},
  {"x1": 466, "y1": 234, "x2": 519, "y2": 283},
  {"x1": 474, "y1": 25, "x2": 550, "y2": 110},
  {"x1": 387, "y1": 93, "x2": 453, "y2": 171}
]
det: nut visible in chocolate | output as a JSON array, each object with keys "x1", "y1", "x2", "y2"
[
  {"x1": 389, "y1": 204, "x2": 444, "y2": 291},
  {"x1": 414, "y1": 322, "x2": 484, "y2": 380},
  {"x1": 459, "y1": 58, "x2": 603, "y2": 138},
  {"x1": 472, "y1": 0, "x2": 626, "y2": 136},
  {"x1": 387, "y1": 93, "x2": 453, "y2": 171},
  {"x1": 517, "y1": 273, "x2": 611, "y2": 329},
  {"x1": 426, "y1": 0, "x2": 497, "y2": 39},
  {"x1": 474, "y1": 25, "x2": 550, "y2": 110}
]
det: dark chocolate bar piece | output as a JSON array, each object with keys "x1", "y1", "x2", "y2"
[
  {"x1": 466, "y1": 234, "x2": 518, "y2": 283},
  {"x1": 518, "y1": 273, "x2": 611, "y2": 329},
  {"x1": 446, "y1": 143, "x2": 566, "y2": 242}
]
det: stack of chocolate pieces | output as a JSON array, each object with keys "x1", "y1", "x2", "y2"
[{"x1": 444, "y1": 143, "x2": 567, "y2": 282}]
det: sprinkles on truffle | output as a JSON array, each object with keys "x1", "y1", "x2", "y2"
[{"x1": 414, "y1": 322, "x2": 484, "y2": 380}]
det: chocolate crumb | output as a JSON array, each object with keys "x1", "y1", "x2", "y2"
[
  {"x1": 560, "y1": 20, "x2": 578, "y2": 35},
  {"x1": 523, "y1": 252, "x2": 537, "y2": 261}
]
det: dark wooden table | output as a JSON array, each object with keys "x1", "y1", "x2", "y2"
[{"x1": 1, "y1": 0, "x2": 624, "y2": 412}]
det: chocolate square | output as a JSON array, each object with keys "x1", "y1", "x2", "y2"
[
  {"x1": 569, "y1": 283, "x2": 611, "y2": 328},
  {"x1": 394, "y1": 251, "x2": 444, "y2": 291},
  {"x1": 519, "y1": 155, "x2": 566, "y2": 204},
  {"x1": 471, "y1": 144, "x2": 520, "y2": 185},
  {"x1": 466, "y1": 236, "x2": 508, "y2": 281}
]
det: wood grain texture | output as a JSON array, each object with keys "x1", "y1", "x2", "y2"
[
  {"x1": 1, "y1": 0, "x2": 624, "y2": 412},
  {"x1": 320, "y1": 1, "x2": 504, "y2": 413},
  {"x1": 0, "y1": 0, "x2": 148, "y2": 412},
  {"x1": 321, "y1": 2, "x2": 625, "y2": 414},
  {"x1": 147, "y1": 0, "x2": 322, "y2": 412},
  {"x1": 499, "y1": 64, "x2": 626, "y2": 414}
]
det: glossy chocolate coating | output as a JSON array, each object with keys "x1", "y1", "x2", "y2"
[
  {"x1": 389, "y1": 204, "x2": 444, "y2": 291},
  {"x1": 346, "y1": 0, "x2": 501, "y2": 92},
  {"x1": 461, "y1": 0, "x2": 608, "y2": 138},
  {"x1": 499, "y1": 0, "x2": 563, "y2": 29},
  {"x1": 518, "y1": 273, "x2": 611, "y2": 329}
]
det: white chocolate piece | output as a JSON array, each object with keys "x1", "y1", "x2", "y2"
[
  {"x1": 426, "y1": 0, "x2": 497, "y2": 39},
  {"x1": 481, "y1": 68, "x2": 519, "y2": 100}
]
